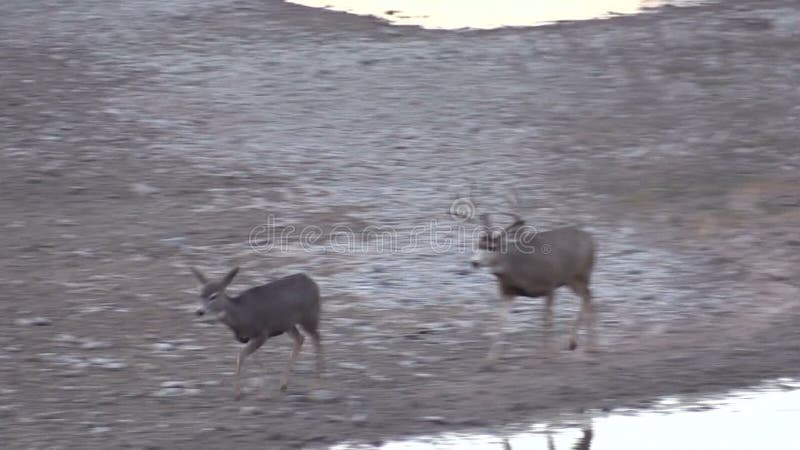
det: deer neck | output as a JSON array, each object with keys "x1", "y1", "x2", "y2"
[{"x1": 215, "y1": 293, "x2": 242, "y2": 328}]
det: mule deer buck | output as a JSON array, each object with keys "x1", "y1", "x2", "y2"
[
  {"x1": 190, "y1": 267, "x2": 324, "y2": 400},
  {"x1": 455, "y1": 190, "x2": 596, "y2": 362}
]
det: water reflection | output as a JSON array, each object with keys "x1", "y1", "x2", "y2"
[
  {"x1": 286, "y1": 0, "x2": 707, "y2": 30},
  {"x1": 557, "y1": 427, "x2": 593, "y2": 450},
  {"x1": 334, "y1": 379, "x2": 800, "y2": 449},
  {"x1": 504, "y1": 426, "x2": 593, "y2": 450}
]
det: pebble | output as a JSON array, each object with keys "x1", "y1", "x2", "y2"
[
  {"x1": 89, "y1": 357, "x2": 127, "y2": 370},
  {"x1": 152, "y1": 387, "x2": 185, "y2": 397},
  {"x1": 130, "y1": 182, "x2": 160, "y2": 196},
  {"x1": 152, "y1": 342, "x2": 175, "y2": 352},
  {"x1": 337, "y1": 362, "x2": 368, "y2": 371},
  {"x1": 15, "y1": 317, "x2": 51, "y2": 326},
  {"x1": 54, "y1": 334, "x2": 79, "y2": 343},
  {"x1": 420, "y1": 416, "x2": 448, "y2": 424},
  {"x1": 239, "y1": 406, "x2": 263, "y2": 415},
  {"x1": 80, "y1": 340, "x2": 111, "y2": 350},
  {"x1": 350, "y1": 413, "x2": 369, "y2": 424},
  {"x1": 152, "y1": 380, "x2": 200, "y2": 397},
  {"x1": 307, "y1": 389, "x2": 339, "y2": 403},
  {"x1": 159, "y1": 237, "x2": 188, "y2": 248},
  {"x1": 54, "y1": 218, "x2": 79, "y2": 226},
  {"x1": 177, "y1": 345, "x2": 206, "y2": 351}
]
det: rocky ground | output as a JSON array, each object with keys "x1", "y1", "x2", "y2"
[{"x1": 1, "y1": 0, "x2": 799, "y2": 448}]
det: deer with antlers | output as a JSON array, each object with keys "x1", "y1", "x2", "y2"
[{"x1": 455, "y1": 189, "x2": 596, "y2": 363}]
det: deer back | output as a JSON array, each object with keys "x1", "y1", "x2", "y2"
[
  {"x1": 497, "y1": 226, "x2": 595, "y2": 296},
  {"x1": 225, "y1": 273, "x2": 320, "y2": 340}
]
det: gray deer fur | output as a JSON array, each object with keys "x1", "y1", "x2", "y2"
[{"x1": 191, "y1": 267, "x2": 323, "y2": 400}]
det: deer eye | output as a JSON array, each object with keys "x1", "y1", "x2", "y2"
[{"x1": 209, "y1": 293, "x2": 218, "y2": 300}]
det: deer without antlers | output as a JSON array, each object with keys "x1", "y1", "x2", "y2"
[
  {"x1": 190, "y1": 267, "x2": 324, "y2": 400},
  {"x1": 455, "y1": 190, "x2": 596, "y2": 362}
]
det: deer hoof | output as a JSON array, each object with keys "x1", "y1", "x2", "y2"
[
  {"x1": 568, "y1": 340, "x2": 577, "y2": 351},
  {"x1": 279, "y1": 383, "x2": 288, "y2": 392}
]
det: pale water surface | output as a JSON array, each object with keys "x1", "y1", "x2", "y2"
[
  {"x1": 331, "y1": 379, "x2": 800, "y2": 449},
  {"x1": 286, "y1": 0, "x2": 706, "y2": 29}
]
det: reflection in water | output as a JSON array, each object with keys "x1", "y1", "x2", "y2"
[
  {"x1": 333, "y1": 379, "x2": 799, "y2": 449},
  {"x1": 285, "y1": 0, "x2": 706, "y2": 30},
  {"x1": 561, "y1": 428, "x2": 593, "y2": 450},
  {"x1": 515, "y1": 427, "x2": 592, "y2": 450}
]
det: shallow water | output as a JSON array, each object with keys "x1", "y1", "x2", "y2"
[
  {"x1": 332, "y1": 378, "x2": 800, "y2": 449},
  {"x1": 286, "y1": 0, "x2": 707, "y2": 30}
]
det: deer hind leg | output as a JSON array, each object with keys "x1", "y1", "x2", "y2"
[
  {"x1": 542, "y1": 291, "x2": 555, "y2": 350},
  {"x1": 280, "y1": 326, "x2": 304, "y2": 392},
  {"x1": 300, "y1": 318, "x2": 324, "y2": 388},
  {"x1": 486, "y1": 293, "x2": 514, "y2": 365},
  {"x1": 234, "y1": 334, "x2": 266, "y2": 400},
  {"x1": 568, "y1": 281, "x2": 592, "y2": 351}
]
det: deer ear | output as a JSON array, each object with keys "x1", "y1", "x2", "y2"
[
  {"x1": 220, "y1": 266, "x2": 240, "y2": 288},
  {"x1": 190, "y1": 267, "x2": 207, "y2": 284}
]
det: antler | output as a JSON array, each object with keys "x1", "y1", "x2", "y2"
[{"x1": 496, "y1": 187, "x2": 524, "y2": 231}]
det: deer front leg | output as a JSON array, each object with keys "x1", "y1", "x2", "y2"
[
  {"x1": 280, "y1": 326, "x2": 304, "y2": 392},
  {"x1": 568, "y1": 283, "x2": 592, "y2": 351},
  {"x1": 542, "y1": 291, "x2": 555, "y2": 351},
  {"x1": 308, "y1": 330, "x2": 324, "y2": 389},
  {"x1": 234, "y1": 334, "x2": 266, "y2": 400}
]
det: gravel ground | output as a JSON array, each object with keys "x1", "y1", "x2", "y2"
[{"x1": 1, "y1": 0, "x2": 799, "y2": 448}]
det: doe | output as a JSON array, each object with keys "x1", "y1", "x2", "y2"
[{"x1": 190, "y1": 267, "x2": 324, "y2": 400}]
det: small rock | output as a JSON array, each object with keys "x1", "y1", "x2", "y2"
[
  {"x1": 15, "y1": 317, "x2": 51, "y2": 326},
  {"x1": 160, "y1": 381, "x2": 187, "y2": 389},
  {"x1": 152, "y1": 342, "x2": 174, "y2": 352},
  {"x1": 420, "y1": 416, "x2": 448, "y2": 424},
  {"x1": 367, "y1": 374, "x2": 393, "y2": 382},
  {"x1": 90, "y1": 426, "x2": 111, "y2": 434},
  {"x1": 54, "y1": 334, "x2": 79, "y2": 343},
  {"x1": 159, "y1": 237, "x2": 187, "y2": 248},
  {"x1": 80, "y1": 340, "x2": 111, "y2": 350},
  {"x1": 239, "y1": 406, "x2": 263, "y2": 415},
  {"x1": 307, "y1": 389, "x2": 339, "y2": 403},
  {"x1": 89, "y1": 357, "x2": 127, "y2": 370},
  {"x1": 152, "y1": 388, "x2": 184, "y2": 397},
  {"x1": 130, "y1": 183, "x2": 159, "y2": 196},
  {"x1": 337, "y1": 362, "x2": 368, "y2": 371},
  {"x1": 177, "y1": 345, "x2": 205, "y2": 351},
  {"x1": 350, "y1": 413, "x2": 368, "y2": 424}
]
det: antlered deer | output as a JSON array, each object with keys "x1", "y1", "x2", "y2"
[{"x1": 456, "y1": 191, "x2": 596, "y2": 362}]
